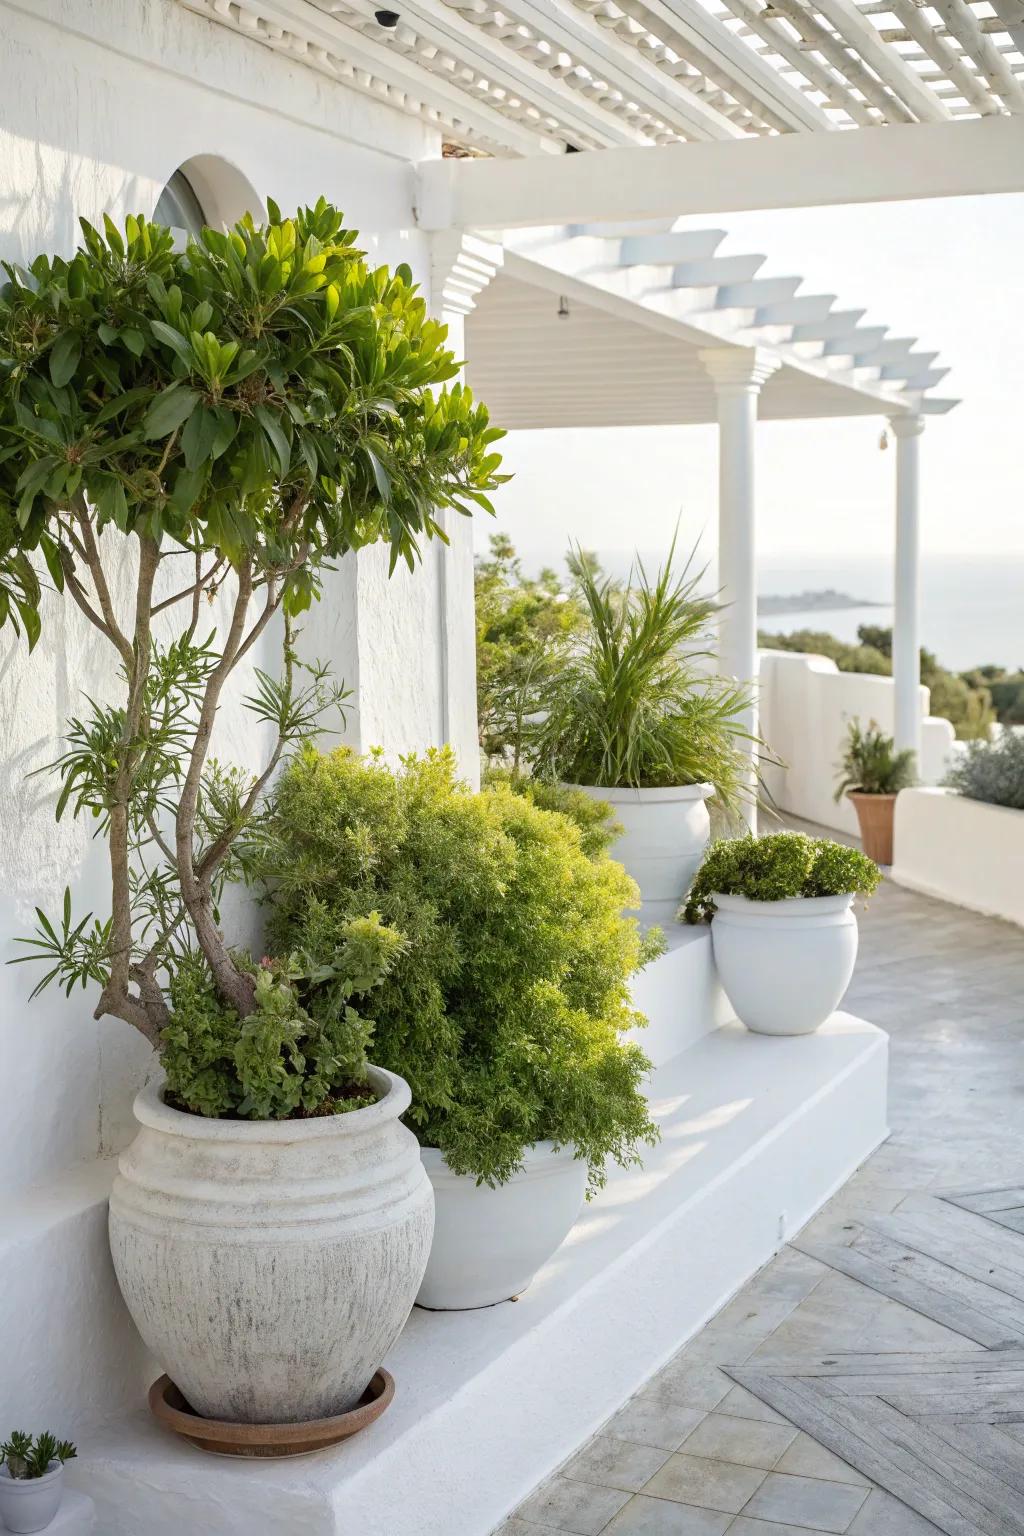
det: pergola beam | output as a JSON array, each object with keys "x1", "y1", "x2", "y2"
[{"x1": 415, "y1": 114, "x2": 1024, "y2": 230}]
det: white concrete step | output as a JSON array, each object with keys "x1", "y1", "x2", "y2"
[
  {"x1": 77, "y1": 1013, "x2": 888, "y2": 1536},
  {"x1": 0, "y1": 1158, "x2": 153, "y2": 1432},
  {"x1": 38, "y1": 1491, "x2": 96, "y2": 1532}
]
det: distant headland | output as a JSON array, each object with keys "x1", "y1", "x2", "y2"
[{"x1": 757, "y1": 588, "x2": 885, "y2": 616}]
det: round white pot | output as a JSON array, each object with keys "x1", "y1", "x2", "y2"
[
  {"x1": 572, "y1": 783, "x2": 714, "y2": 921},
  {"x1": 417, "y1": 1143, "x2": 588, "y2": 1310},
  {"x1": 710, "y1": 892, "x2": 859, "y2": 1036},
  {"x1": 109, "y1": 1066, "x2": 434, "y2": 1424},
  {"x1": 0, "y1": 1463, "x2": 64, "y2": 1534}
]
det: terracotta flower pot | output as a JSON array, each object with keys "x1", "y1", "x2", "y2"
[{"x1": 847, "y1": 791, "x2": 897, "y2": 865}]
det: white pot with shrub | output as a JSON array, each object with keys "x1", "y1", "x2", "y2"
[
  {"x1": 529, "y1": 542, "x2": 756, "y2": 923},
  {"x1": 0, "y1": 1433, "x2": 76, "y2": 1534},
  {"x1": 258, "y1": 748, "x2": 663, "y2": 1310},
  {"x1": 684, "y1": 833, "x2": 881, "y2": 1035},
  {"x1": 4, "y1": 204, "x2": 505, "y2": 1425}
]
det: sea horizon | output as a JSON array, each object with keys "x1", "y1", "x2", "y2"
[{"x1": 505, "y1": 548, "x2": 1024, "y2": 673}]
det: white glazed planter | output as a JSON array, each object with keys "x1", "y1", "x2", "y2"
[
  {"x1": 572, "y1": 783, "x2": 714, "y2": 921},
  {"x1": 109, "y1": 1066, "x2": 434, "y2": 1424},
  {"x1": 0, "y1": 1463, "x2": 64, "y2": 1534},
  {"x1": 710, "y1": 892, "x2": 859, "y2": 1036},
  {"x1": 417, "y1": 1143, "x2": 588, "y2": 1310}
]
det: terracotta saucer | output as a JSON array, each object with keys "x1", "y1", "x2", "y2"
[{"x1": 148, "y1": 1369, "x2": 395, "y2": 1458}]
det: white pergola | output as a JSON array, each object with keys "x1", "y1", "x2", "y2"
[
  {"x1": 446, "y1": 222, "x2": 955, "y2": 816},
  {"x1": 185, "y1": 0, "x2": 1021, "y2": 801}
]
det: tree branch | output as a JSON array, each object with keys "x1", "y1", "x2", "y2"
[
  {"x1": 71, "y1": 497, "x2": 133, "y2": 663},
  {"x1": 96, "y1": 534, "x2": 160, "y2": 1038},
  {"x1": 151, "y1": 557, "x2": 226, "y2": 618},
  {"x1": 175, "y1": 560, "x2": 259, "y2": 1017}
]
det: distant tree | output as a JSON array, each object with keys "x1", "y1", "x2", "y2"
[{"x1": 759, "y1": 623, "x2": 994, "y2": 740}]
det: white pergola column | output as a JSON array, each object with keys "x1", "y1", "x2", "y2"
[
  {"x1": 429, "y1": 232, "x2": 503, "y2": 790},
  {"x1": 888, "y1": 413, "x2": 925, "y2": 762},
  {"x1": 700, "y1": 347, "x2": 780, "y2": 831}
]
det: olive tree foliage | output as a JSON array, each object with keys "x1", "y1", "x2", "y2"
[{"x1": 0, "y1": 199, "x2": 505, "y2": 1046}]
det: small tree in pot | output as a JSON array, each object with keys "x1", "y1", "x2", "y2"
[
  {"x1": 0, "y1": 202, "x2": 506, "y2": 1425},
  {"x1": 835, "y1": 718, "x2": 915, "y2": 864}
]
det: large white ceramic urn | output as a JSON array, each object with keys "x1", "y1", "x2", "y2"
[
  {"x1": 573, "y1": 783, "x2": 714, "y2": 923},
  {"x1": 109, "y1": 1066, "x2": 433, "y2": 1424}
]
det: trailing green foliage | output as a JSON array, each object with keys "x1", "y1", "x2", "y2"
[
  {"x1": 1, "y1": 200, "x2": 505, "y2": 1057},
  {"x1": 683, "y1": 832, "x2": 880, "y2": 924},
  {"x1": 0, "y1": 1432, "x2": 76, "y2": 1480},
  {"x1": 530, "y1": 539, "x2": 755, "y2": 810},
  {"x1": 945, "y1": 729, "x2": 1024, "y2": 811},
  {"x1": 760, "y1": 625, "x2": 994, "y2": 740},
  {"x1": 160, "y1": 914, "x2": 405, "y2": 1119},
  {"x1": 835, "y1": 718, "x2": 916, "y2": 799},
  {"x1": 254, "y1": 747, "x2": 661, "y2": 1190}
]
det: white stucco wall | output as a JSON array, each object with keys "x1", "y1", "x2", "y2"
[
  {"x1": 0, "y1": 0, "x2": 479, "y2": 1214},
  {"x1": 758, "y1": 649, "x2": 957, "y2": 836},
  {"x1": 891, "y1": 787, "x2": 1024, "y2": 927}
]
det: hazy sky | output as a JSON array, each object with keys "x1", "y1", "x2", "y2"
[{"x1": 489, "y1": 192, "x2": 1024, "y2": 569}]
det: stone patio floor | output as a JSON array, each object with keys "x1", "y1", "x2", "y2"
[{"x1": 501, "y1": 826, "x2": 1024, "y2": 1536}]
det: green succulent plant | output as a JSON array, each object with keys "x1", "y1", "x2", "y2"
[{"x1": 1, "y1": 1431, "x2": 76, "y2": 1480}]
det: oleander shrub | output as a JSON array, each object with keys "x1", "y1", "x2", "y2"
[
  {"x1": 945, "y1": 730, "x2": 1024, "y2": 811},
  {"x1": 2, "y1": 200, "x2": 505, "y2": 1111},
  {"x1": 254, "y1": 746, "x2": 662, "y2": 1191},
  {"x1": 683, "y1": 832, "x2": 880, "y2": 924}
]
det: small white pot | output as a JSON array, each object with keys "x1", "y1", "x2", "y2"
[
  {"x1": 417, "y1": 1143, "x2": 588, "y2": 1310},
  {"x1": 109, "y1": 1065, "x2": 434, "y2": 1424},
  {"x1": 0, "y1": 1463, "x2": 64, "y2": 1533},
  {"x1": 572, "y1": 783, "x2": 714, "y2": 922},
  {"x1": 710, "y1": 892, "x2": 859, "y2": 1036}
]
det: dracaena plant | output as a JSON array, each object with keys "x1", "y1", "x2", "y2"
[{"x1": 0, "y1": 198, "x2": 506, "y2": 1056}]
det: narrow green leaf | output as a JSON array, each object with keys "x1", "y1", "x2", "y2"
[
  {"x1": 150, "y1": 320, "x2": 193, "y2": 367},
  {"x1": 255, "y1": 406, "x2": 290, "y2": 476},
  {"x1": 142, "y1": 386, "x2": 199, "y2": 441},
  {"x1": 49, "y1": 331, "x2": 82, "y2": 388}
]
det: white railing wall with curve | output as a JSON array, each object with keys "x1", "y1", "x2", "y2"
[{"x1": 758, "y1": 650, "x2": 957, "y2": 836}]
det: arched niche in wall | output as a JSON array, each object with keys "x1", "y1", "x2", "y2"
[{"x1": 153, "y1": 156, "x2": 265, "y2": 238}]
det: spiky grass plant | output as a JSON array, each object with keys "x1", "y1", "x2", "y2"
[
  {"x1": 834, "y1": 719, "x2": 916, "y2": 799},
  {"x1": 532, "y1": 538, "x2": 756, "y2": 814}
]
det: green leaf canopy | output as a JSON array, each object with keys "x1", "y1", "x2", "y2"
[{"x1": 0, "y1": 198, "x2": 508, "y2": 645}]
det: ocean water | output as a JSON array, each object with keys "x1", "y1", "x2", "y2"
[
  {"x1": 518, "y1": 547, "x2": 1024, "y2": 674},
  {"x1": 756, "y1": 556, "x2": 1024, "y2": 673}
]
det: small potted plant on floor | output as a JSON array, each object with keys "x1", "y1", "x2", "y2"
[
  {"x1": 255, "y1": 746, "x2": 662, "y2": 1310},
  {"x1": 835, "y1": 719, "x2": 915, "y2": 864},
  {"x1": 684, "y1": 832, "x2": 880, "y2": 1035},
  {"x1": 1, "y1": 202, "x2": 505, "y2": 1427},
  {"x1": 529, "y1": 539, "x2": 756, "y2": 923},
  {"x1": 0, "y1": 1433, "x2": 76, "y2": 1533}
]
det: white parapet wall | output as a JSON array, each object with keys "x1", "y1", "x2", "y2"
[
  {"x1": 758, "y1": 650, "x2": 957, "y2": 836},
  {"x1": 891, "y1": 787, "x2": 1024, "y2": 927}
]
